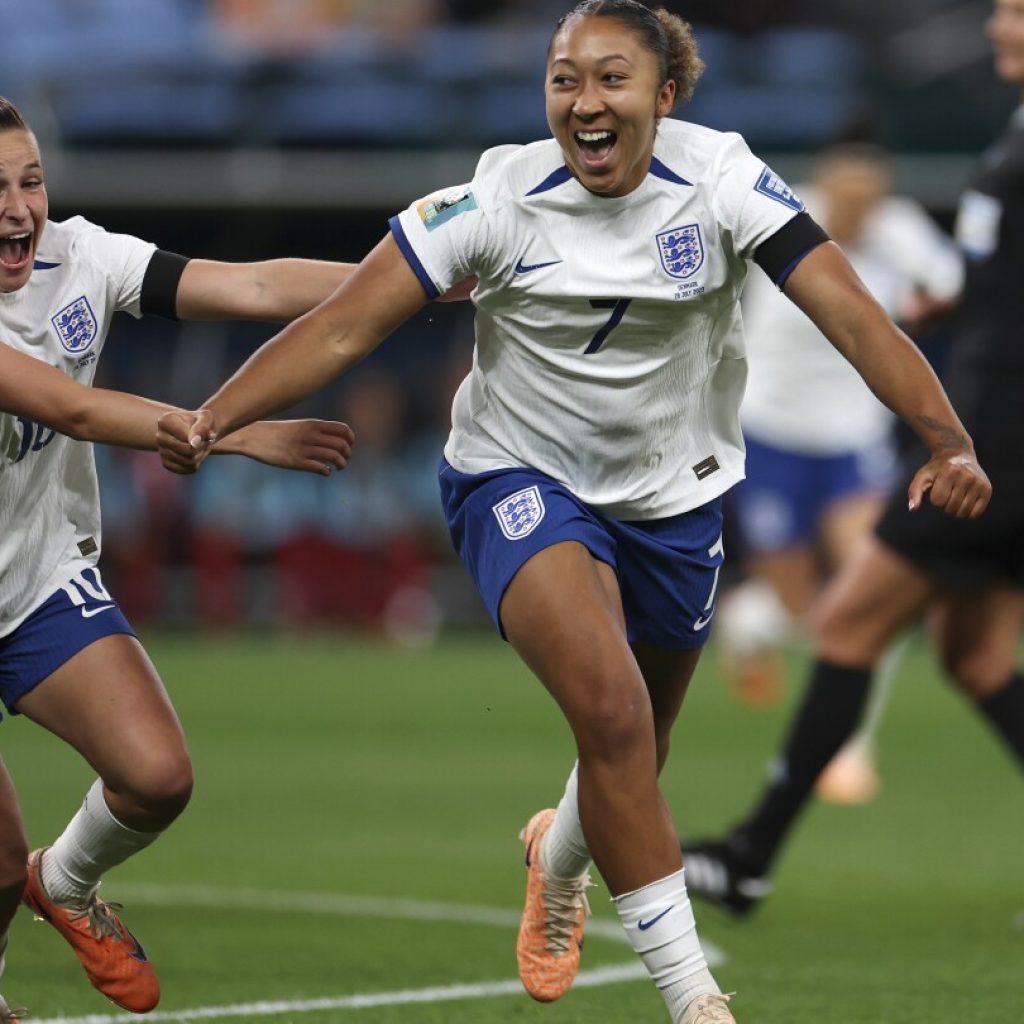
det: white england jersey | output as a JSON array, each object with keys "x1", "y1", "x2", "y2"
[
  {"x1": 741, "y1": 187, "x2": 964, "y2": 454},
  {"x1": 0, "y1": 216, "x2": 155, "y2": 637},
  {"x1": 392, "y1": 119, "x2": 804, "y2": 520}
]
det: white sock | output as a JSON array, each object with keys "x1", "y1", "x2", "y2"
[
  {"x1": 539, "y1": 762, "x2": 592, "y2": 879},
  {"x1": 41, "y1": 779, "x2": 161, "y2": 906},
  {"x1": 615, "y1": 867, "x2": 720, "y2": 1022}
]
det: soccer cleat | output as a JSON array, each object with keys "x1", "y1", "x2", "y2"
[
  {"x1": 23, "y1": 849, "x2": 159, "y2": 1012},
  {"x1": 0, "y1": 994, "x2": 24, "y2": 1024},
  {"x1": 678, "y1": 991, "x2": 736, "y2": 1024},
  {"x1": 816, "y1": 738, "x2": 881, "y2": 805},
  {"x1": 682, "y1": 838, "x2": 771, "y2": 918},
  {"x1": 516, "y1": 808, "x2": 592, "y2": 1002}
]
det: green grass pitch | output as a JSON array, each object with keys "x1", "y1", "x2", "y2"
[{"x1": 4, "y1": 632, "x2": 1021, "y2": 1021}]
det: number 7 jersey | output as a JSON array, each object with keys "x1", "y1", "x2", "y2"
[{"x1": 391, "y1": 118, "x2": 805, "y2": 521}]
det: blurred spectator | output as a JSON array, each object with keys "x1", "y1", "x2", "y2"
[{"x1": 207, "y1": 0, "x2": 353, "y2": 56}]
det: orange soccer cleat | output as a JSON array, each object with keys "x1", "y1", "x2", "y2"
[
  {"x1": 0, "y1": 993, "x2": 24, "y2": 1024},
  {"x1": 22, "y1": 849, "x2": 159, "y2": 1013},
  {"x1": 516, "y1": 808, "x2": 592, "y2": 1003}
]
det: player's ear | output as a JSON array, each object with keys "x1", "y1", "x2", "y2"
[{"x1": 655, "y1": 79, "x2": 676, "y2": 120}]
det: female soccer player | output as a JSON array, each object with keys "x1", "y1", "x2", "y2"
[
  {"x1": 0, "y1": 93, "x2": 361, "y2": 1015},
  {"x1": 157, "y1": 3, "x2": 990, "y2": 1020}
]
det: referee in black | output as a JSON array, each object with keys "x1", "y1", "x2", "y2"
[{"x1": 683, "y1": 0, "x2": 1024, "y2": 915}]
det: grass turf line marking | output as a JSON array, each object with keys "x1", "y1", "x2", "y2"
[
  {"x1": 34, "y1": 962, "x2": 650, "y2": 1023},
  {"x1": 109, "y1": 882, "x2": 725, "y2": 963},
  {"x1": 32, "y1": 886, "x2": 725, "y2": 1024}
]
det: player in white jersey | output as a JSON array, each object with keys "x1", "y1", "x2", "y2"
[
  {"x1": 156, "y1": 4, "x2": 990, "y2": 1021},
  {"x1": 717, "y1": 145, "x2": 963, "y2": 797},
  {"x1": 0, "y1": 94, "x2": 365, "y2": 1015}
]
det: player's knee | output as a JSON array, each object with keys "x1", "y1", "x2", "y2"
[
  {"x1": 810, "y1": 594, "x2": 885, "y2": 665},
  {"x1": 573, "y1": 692, "x2": 652, "y2": 759},
  {"x1": 115, "y1": 751, "x2": 194, "y2": 823},
  {"x1": 938, "y1": 644, "x2": 1013, "y2": 697}
]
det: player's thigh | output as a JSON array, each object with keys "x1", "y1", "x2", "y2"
[
  {"x1": 630, "y1": 642, "x2": 702, "y2": 768},
  {"x1": 501, "y1": 541, "x2": 649, "y2": 740},
  {"x1": 819, "y1": 490, "x2": 886, "y2": 572},
  {"x1": 14, "y1": 633, "x2": 190, "y2": 791},
  {"x1": 812, "y1": 535, "x2": 935, "y2": 665},
  {"x1": 928, "y1": 587, "x2": 1024, "y2": 695}
]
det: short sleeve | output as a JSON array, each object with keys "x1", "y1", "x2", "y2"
[
  {"x1": 712, "y1": 136, "x2": 806, "y2": 258},
  {"x1": 390, "y1": 183, "x2": 493, "y2": 299},
  {"x1": 69, "y1": 218, "x2": 157, "y2": 319}
]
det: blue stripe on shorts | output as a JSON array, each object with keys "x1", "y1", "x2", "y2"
[
  {"x1": 0, "y1": 567, "x2": 136, "y2": 719},
  {"x1": 439, "y1": 459, "x2": 724, "y2": 649}
]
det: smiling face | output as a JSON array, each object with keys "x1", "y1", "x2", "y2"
[
  {"x1": 987, "y1": 0, "x2": 1024, "y2": 86},
  {"x1": 546, "y1": 14, "x2": 676, "y2": 198},
  {"x1": 0, "y1": 128, "x2": 47, "y2": 293}
]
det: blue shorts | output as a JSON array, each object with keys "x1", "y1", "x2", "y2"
[
  {"x1": 439, "y1": 460, "x2": 725, "y2": 650},
  {"x1": 0, "y1": 568, "x2": 136, "y2": 719},
  {"x1": 735, "y1": 434, "x2": 896, "y2": 553}
]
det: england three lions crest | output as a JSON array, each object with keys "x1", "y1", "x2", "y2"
[
  {"x1": 657, "y1": 224, "x2": 704, "y2": 280},
  {"x1": 493, "y1": 485, "x2": 545, "y2": 541},
  {"x1": 52, "y1": 296, "x2": 98, "y2": 353}
]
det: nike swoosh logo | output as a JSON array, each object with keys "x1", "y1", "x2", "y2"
[
  {"x1": 81, "y1": 604, "x2": 115, "y2": 618},
  {"x1": 514, "y1": 257, "x2": 562, "y2": 275},
  {"x1": 637, "y1": 906, "x2": 673, "y2": 931},
  {"x1": 124, "y1": 927, "x2": 151, "y2": 963},
  {"x1": 693, "y1": 611, "x2": 714, "y2": 630}
]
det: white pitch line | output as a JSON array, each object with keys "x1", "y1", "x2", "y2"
[
  {"x1": 33, "y1": 962, "x2": 650, "y2": 1024},
  {"x1": 30, "y1": 885, "x2": 726, "y2": 1024},
  {"x1": 106, "y1": 883, "x2": 724, "y2": 963}
]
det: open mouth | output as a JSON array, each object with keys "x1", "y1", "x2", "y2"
[
  {"x1": 0, "y1": 232, "x2": 32, "y2": 271},
  {"x1": 574, "y1": 129, "x2": 617, "y2": 169}
]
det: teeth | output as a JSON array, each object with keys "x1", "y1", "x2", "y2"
[
  {"x1": 576, "y1": 131, "x2": 613, "y2": 142},
  {"x1": 1, "y1": 232, "x2": 29, "y2": 241}
]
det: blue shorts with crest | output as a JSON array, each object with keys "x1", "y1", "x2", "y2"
[
  {"x1": 0, "y1": 567, "x2": 136, "y2": 719},
  {"x1": 439, "y1": 459, "x2": 724, "y2": 649}
]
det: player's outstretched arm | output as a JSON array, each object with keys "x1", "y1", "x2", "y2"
[
  {"x1": 174, "y1": 258, "x2": 360, "y2": 324},
  {"x1": 173, "y1": 232, "x2": 430, "y2": 454},
  {"x1": 782, "y1": 242, "x2": 991, "y2": 520},
  {"x1": 174, "y1": 258, "x2": 472, "y2": 324},
  {"x1": 0, "y1": 341, "x2": 180, "y2": 450},
  {"x1": 0, "y1": 343, "x2": 354, "y2": 476}
]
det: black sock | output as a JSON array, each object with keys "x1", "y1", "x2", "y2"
[
  {"x1": 976, "y1": 672, "x2": 1024, "y2": 768},
  {"x1": 731, "y1": 660, "x2": 873, "y2": 876}
]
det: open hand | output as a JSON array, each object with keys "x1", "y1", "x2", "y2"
[{"x1": 240, "y1": 418, "x2": 355, "y2": 474}]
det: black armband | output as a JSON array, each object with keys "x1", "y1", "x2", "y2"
[
  {"x1": 753, "y1": 212, "x2": 830, "y2": 289},
  {"x1": 140, "y1": 250, "x2": 190, "y2": 320}
]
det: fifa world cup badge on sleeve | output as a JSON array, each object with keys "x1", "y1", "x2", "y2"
[
  {"x1": 418, "y1": 188, "x2": 478, "y2": 232},
  {"x1": 51, "y1": 296, "x2": 99, "y2": 353},
  {"x1": 493, "y1": 486, "x2": 545, "y2": 540}
]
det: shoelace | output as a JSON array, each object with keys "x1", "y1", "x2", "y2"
[
  {"x1": 687, "y1": 992, "x2": 735, "y2": 1024},
  {"x1": 66, "y1": 895, "x2": 127, "y2": 942},
  {"x1": 0, "y1": 995, "x2": 26, "y2": 1023},
  {"x1": 541, "y1": 871, "x2": 593, "y2": 955}
]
